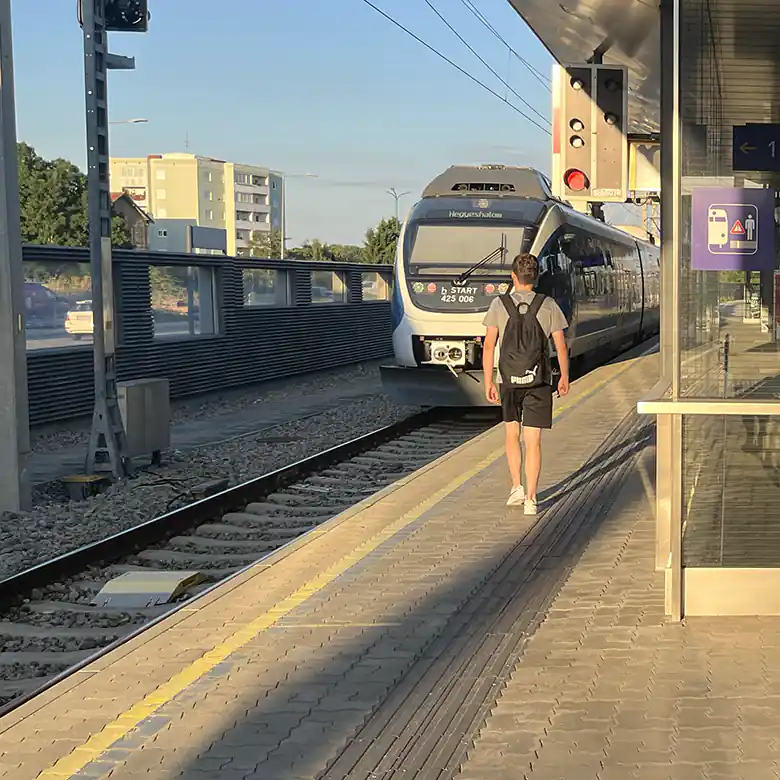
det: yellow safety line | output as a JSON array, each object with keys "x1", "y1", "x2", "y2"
[{"x1": 36, "y1": 357, "x2": 641, "y2": 779}]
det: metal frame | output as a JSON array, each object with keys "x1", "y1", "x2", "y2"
[
  {"x1": 82, "y1": 0, "x2": 130, "y2": 478},
  {"x1": 643, "y1": 0, "x2": 684, "y2": 620}
]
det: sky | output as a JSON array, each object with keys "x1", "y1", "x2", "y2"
[{"x1": 10, "y1": 0, "x2": 640, "y2": 246}]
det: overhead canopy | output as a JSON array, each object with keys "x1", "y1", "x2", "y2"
[{"x1": 507, "y1": 0, "x2": 660, "y2": 134}]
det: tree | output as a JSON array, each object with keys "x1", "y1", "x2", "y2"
[
  {"x1": 330, "y1": 243, "x2": 366, "y2": 263},
  {"x1": 287, "y1": 239, "x2": 333, "y2": 262},
  {"x1": 17, "y1": 142, "x2": 131, "y2": 248},
  {"x1": 244, "y1": 228, "x2": 282, "y2": 259},
  {"x1": 363, "y1": 216, "x2": 400, "y2": 264}
]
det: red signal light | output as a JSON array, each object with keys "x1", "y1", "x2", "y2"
[{"x1": 563, "y1": 168, "x2": 589, "y2": 192}]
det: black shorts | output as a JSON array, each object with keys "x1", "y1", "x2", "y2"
[{"x1": 499, "y1": 384, "x2": 554, "y2": 429}]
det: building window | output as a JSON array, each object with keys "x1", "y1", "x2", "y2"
[
  {"x1": 361, "y1": 271, "x2": 390, "y2": 301},
  {"x1": 242, "y1": 268, "x2": 289, "y2": 307},
  {"x1": 205, "y1": 210, "x2": 213, "y2": 221},
  {"x1": 236, "y1": 229, "x2": 250, "y2": 242},
  {"x1": 157, "y1": 208, "x2": 168, "y2": 218},
  {"x1": 235, "y1": 173, "x2": 250, "y2": 185},
  {"x1": 206, "y1": 172, "x2": 213, "y2": 182},
  {"x1": 150, "y1": 264, "x2": 218, "y2": 339},
  {"x1": 157, "y1": 229, "x2": 168, "y2": 238},
  {"x1": 252, "y1": 212, "x2": 269, "y2": 224},
  {"x1": 204, "y1": 190, "x2": 213, "y2": 202},
  {"x1": 237, "y1": 192, "x2": 253, "y2": 204},
  {"x1": 253, "y1": 194, "x2": 268, "y2": 205},
  {"x1": 155, "y1": 169, "x2": 166, "y2": 180},
  {"x1": 311, "y1": 270, "x2": 346, "y2": 304},
  {"x1": 155, "y1": 189, "x2": 166, "y2": 200},
  {"x1": 236, "y1": 210, "x2": 251, "y2": 222},
  {"x1": 251, "y1": 175, "x2": 267, "y2": 187}
]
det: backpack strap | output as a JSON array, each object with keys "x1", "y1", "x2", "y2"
[
  {"x1": 527, "y1": 293, "x2": 546, "y2": 318},
  {"x1": 499, "y1": 293, "x2": 520, "y2": 319}
]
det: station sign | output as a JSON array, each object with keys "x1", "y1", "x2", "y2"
[
  {"x1": 691, "y1": 186, "x2": 775, "y2": 271},
  {"x1": 732, "y1": 124, "x2": 780, "y2": 172}
]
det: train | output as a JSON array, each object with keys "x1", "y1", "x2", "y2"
[{"x1": 379, "y1": 165, "x2": 660, "y2": 407}]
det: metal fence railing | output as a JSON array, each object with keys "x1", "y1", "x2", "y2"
[{"x1": 22, "y1": 245, "x2": 395, "y2": 425}]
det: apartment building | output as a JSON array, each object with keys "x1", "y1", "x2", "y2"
[{"x1": 109, "y1": 153, "x2": 282, "y2": 256}]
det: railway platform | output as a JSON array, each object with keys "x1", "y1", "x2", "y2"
[{"x1": 4, "y1": 345, "x2": 774, "y2": 780}]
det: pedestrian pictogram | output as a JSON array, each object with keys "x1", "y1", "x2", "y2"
[{"x1": 730, "y1": 220, "x2": 745, "y2": 235}]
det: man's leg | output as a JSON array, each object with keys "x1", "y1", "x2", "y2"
[
  {"x1": 519, "y1": 385, "x2": 554, "y2": 514},
  {"x1": 500, "y1": 388, "x2": 525, "y2": 505},
  {"x1": 522, "y1": 425, "x2": 542, "y2": 499},
  {"x1": 505, "y1": 421, "x2": 522, "y2": 489}
]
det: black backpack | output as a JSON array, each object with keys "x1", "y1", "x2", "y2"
[{"x1": 498, "y1": 293, "x2": 549, "y2": 389}]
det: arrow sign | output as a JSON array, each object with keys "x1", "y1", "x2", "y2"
[{"x1": 733, "y1": 124, "x2": 780, "y2": 172}]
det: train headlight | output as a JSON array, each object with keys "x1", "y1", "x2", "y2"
[
  {"x1": 413, "y1": 282, "x2": 424, "y2": 293},
  {"x1": 448, "y1": 347, "x2": 463, "y2": 361}
]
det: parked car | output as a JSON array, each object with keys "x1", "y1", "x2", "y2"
[
  {"x1": 23, "y1": 282, "x2": 70, "y2": 326},
  {"x1": 64, "y1": 300, "x2": 94, "y2": 339}
]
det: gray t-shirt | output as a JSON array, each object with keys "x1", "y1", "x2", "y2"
[{"x1": 482, "y1": 291, "x2": 569, "y2": 383}]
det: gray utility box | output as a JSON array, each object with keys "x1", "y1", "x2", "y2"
[{"x1": 117, "y1": 378, "x2": 171, "y2": 460}]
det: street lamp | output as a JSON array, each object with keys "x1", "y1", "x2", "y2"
[
  {"x1": 275, "y1": 172, "x2": 317, "y2": 259},
  {"x1": 387, "y1": 187, "x2": 411, "y2": 220}
]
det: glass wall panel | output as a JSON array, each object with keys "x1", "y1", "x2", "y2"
[
  {"x1": 679, "y1": 0, "x2": 780, "y2": 400},
  {"x1": 23, "y1": 261, "x2": 93, "y2": 350},
  {"x1": 683, "y1": 414, "x2": 780, "y2": 568}
]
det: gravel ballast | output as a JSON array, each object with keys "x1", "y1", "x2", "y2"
[{"x1": 2, "y1": 362, "x2": 421, "y2": 580}]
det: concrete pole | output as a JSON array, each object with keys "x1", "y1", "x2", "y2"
[
  {"x1": 280, "y1": 175, "x2": 286, "y2": 260},
  {"x1": 0, "y1": 0, "x2": 30, "y2": 512}
]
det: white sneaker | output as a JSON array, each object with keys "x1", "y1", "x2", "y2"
[
  {"x1": 506, "y1": 485, "x2": 526, "y2": 506},
  {"x1": 524, "y1": 498, "x2": 538, "y2": 516}
]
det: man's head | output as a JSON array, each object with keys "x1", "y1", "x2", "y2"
[{"x1": 511, "y1": 252, "x2": 538, "y2": 289}]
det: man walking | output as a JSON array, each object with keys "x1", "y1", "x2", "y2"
[{"x1": 482, "y1": 253, "x2": 569, "y2": 514}]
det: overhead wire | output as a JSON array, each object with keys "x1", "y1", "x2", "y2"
[
  {"x1": 420, "y1": 0, "x2": 549, "y2": 125},
  {"x1": 458, "y1": 0, "x2": 551, "y2": 89},
  {"x1": 358, "y1": 0, "x2": 551, "y2": 136}
]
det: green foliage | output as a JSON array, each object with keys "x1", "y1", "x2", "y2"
[
  {"x1": 363, "y1": 216, "x2": 400, "y2": 265},
  {"x1": 111, "y1": 213, "x2": 133, "y2": 249},
  {"x1": 330, "y1": 244, "x2": 366, "y2": 263},
  {"x1": 288, "y1": 239, "x2": 333, "y2": 262},
  {"x1": 245, "y1": 228, "x2": 283, "y2": 259},
  {"x1": 17, "y1": 141, "x2": 131, "y2": 248}
]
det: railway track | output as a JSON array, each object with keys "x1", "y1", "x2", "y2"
[{"x1": 0, "y1": 408, "x2": 498, "y2": 715}]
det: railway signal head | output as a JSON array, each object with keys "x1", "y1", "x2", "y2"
[
  {"x1": 558, "y1": 66, "x2": 593, "y2": 199},
  {"x1": 105, "y1": 0, "x2": 149, "y2": 32},
  {"x1": 79, "y1": 0, "x2": 150, "y2": 32},
  {"x1": 554, "y1": 63, "x2": 628, "y2": 202},
  {"x1": 592, "y1": 64, "x2": 628, "y2": 200}
]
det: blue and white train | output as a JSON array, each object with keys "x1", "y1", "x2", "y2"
[{"x1": 379, "y1": 164, "x2": 660, "y2": 407}]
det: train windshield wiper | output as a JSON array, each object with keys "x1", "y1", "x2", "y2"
[{"x1": 455, "y1": 234, "x2": 507, "y2": 284}]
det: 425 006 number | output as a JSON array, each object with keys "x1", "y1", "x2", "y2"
[{"x1": 440, "y1": 286, "x2": 477, "y2": 304}]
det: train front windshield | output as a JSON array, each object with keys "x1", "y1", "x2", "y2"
[
  {"x1": 402, "y1": 199, "x2": 544, "y2": 312},
  {"x1": 406, "y1": 224, "x2": 526, "y2": 276}
]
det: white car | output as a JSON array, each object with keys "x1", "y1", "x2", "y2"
[{"x1": 64, "y1": 300, "x2": 94, "y2": 340}]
